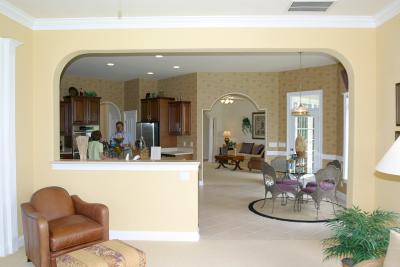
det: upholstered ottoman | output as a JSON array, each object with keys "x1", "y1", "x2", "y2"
[{"x1": 56, "y1": 240, "x2": 146, "y2": 267}]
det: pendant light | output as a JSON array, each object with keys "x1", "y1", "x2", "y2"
[{"x1": 292, "y1": 52, "x2": 310, "y2": 117}]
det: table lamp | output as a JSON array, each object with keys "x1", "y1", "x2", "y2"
[
  {"x1": 223, "y1": 130, "x2": 231, "y2": 146},
  {"x1": 376, "y1": 138, "x2": 400, "y2": 175}
]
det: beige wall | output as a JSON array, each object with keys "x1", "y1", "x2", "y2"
[
  {"x1": 9, "y1": 24, "x2": 376, "y2": 235},
  {"x1": 0, "y1": 14, "x2": 34, "y2": 235},
  {"x1": 159, "y1": 73, "x2": 197, "y2": 157},
  {"x1": 60, "y1": 75, "x2": 125, "y2": 112},
  {"x1": 376, "y1": 14, "x2": 400, "y2": 212},
  {"x1": 124, "y1": 78, "x2": 140, "y2": 111},
  {"x1": 278, "y1": 64, "x2": 343, "y2": 156}
]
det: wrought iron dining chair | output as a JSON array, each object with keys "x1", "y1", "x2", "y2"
[
  {"x1": 296, "y1": 165, "x2": 342, "y2": 217},
  {"x1": 261, "y1": 162, "x2": 299, "y2": 213}
]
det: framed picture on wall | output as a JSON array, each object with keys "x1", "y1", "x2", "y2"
[
  {"x1": 395, "y1": 131, "x2": 400, "y2": 140},
  {"x1": 252, "y1": 112, "x2": 265, "y2": 139},
  {"x1": 396, "y1": 83, "x2": 400, "y2": 126}
]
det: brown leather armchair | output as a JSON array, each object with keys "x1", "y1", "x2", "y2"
[{"x1": 21, "y1": 186, "x2": 109, "y2": 267}]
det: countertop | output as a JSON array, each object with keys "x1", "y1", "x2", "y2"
[{"x1": 161, "y1": 147, "x2": 193, "y2": 156}]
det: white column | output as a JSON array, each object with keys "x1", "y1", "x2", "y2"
[{"x1": 0, "y1": 38, "x2": 22, "y2": 257}]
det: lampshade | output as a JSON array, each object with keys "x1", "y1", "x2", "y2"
[
  {"x1": 292, "y1": 103, "x2": 310, "y2": 116},
  {"x1": 223, "y1": 131, "x2": 231, "y2": 138},
  {"x1": 376, "y1": 138, "x2": 400, "y2": 175}
]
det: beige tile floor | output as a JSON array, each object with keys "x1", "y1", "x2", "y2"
[
  {"x1": 0, "y1": 161, "x2": 343, "y2": 267},
  {"x1": 200, "y1": 161, "x2": 334, "y2": 240}
]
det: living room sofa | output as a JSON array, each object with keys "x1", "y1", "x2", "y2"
[{"x1": 229, "y1": 142, "x2": 265, "y2": 170}]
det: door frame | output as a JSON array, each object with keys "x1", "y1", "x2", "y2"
[{"x1": 286, "y1": 89, "x2": 323, "y2": 172}]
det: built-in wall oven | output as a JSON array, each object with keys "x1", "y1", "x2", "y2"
[{"x1": 72, "y1": 125, "x2": 99, "y2": 159}]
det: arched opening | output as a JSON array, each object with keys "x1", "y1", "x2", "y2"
[
  {"x1": 202, "y1": 92, "x2": 267, "y2": 183},
  {"x1": 55, "y1": 50, "x2": 351, "y2": 237}
]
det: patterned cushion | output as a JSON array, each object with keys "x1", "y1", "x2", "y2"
[
  {"x1": 239, "y1": 143, "x2": 254, "y2": 154},
  {"x1": 56, "y1": 240, "x2": 146, "y2": 267},
  {"x1": 253, "y1": 144, "x2": 265, "y2": 155},
  {"x1": 306, "y1": 182, "x2": 317, "y2": 187},
  {"x1": 302, "y1": 187, "x2": 316, "y2": 194},
  {"x1": 320, "y1": 181, "x2": 335, "y2": 191}
]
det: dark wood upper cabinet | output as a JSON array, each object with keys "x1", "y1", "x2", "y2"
[
  {"x1": 168, "y1": 101, "x2": 191, "y2": 136},
  {"x1": 86, "y1": 97, "x2": 101, "y2": 125},
  {"x1": 140, "y1": 97, "x2": 173, "y2": 122},
  {"x1": 71, "y1": 97, "x2": 86, "y2": 125},
  {"x1": 64, "y1": 96, "x2": 101, "y2": 125}
]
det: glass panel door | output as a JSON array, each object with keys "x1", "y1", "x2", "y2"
[{"x1": 287, "y1": 90, "x2": 323, "y2": 173}]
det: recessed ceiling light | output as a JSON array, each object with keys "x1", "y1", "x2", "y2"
[
  {"x1": 147, "y1": 72, "x2": 154, "y2": 75},
  {"x1": 155, "y1": 55, "x2": 163, "y2": 58},
  {"x1": 106, "y1": 63, "x2": 115, "y2": 66},
  {"x1": 173, "y1": 65, "x2": 180, "y2": 69}
]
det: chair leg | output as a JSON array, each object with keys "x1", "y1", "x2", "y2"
[
  {"x1": 262, "y1": 188, "x2": 268, "y2": 208},
  {"x1": 27, "y1": 258, "x2": 31, "y2": 262}
]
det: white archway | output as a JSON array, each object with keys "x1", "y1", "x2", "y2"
[{"x1": 100, "y1": 101, "x2": 122, "y2": 141}]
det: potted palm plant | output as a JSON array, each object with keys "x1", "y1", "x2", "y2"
[{"x1": 322, "y1": 207, "x2": 400, "y2": 267}]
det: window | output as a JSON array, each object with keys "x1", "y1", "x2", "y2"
[{"x1": 287, "y1": 90, "x2": 323, "y2": 173}]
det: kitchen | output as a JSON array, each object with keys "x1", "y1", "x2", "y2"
[{"x1": 59, "y1": 54, "x2": 196, "y2": 161}]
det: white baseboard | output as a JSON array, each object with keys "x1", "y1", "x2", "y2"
[
  {"x1": 109, "y1": 230, "x2": 200, "y2": 242},
  {"x1": 17, "y1": 231, "x2": 200, "y2": 248},
  {"x1": 18, "y1": 236, "x2": 24, "y2": 248}
]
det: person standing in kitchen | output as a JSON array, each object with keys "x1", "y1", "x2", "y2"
[
  {"x1": 88, "y1": 130, "x2": 107, "y2": 160},
  {"x1": 111, "y1": 121, "x2": 133, "y2": 157}
]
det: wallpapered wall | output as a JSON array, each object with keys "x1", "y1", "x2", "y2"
[
  {"x1": 158, "y1": 73, "x2": 198, "y2": 157},
  {"x1": 278, "y1": 64, "x2": 344, "y2": 156},
  {"x1": 60, "y1": 75, "x2": 125, "y2": 111},
  {"x1": 124, "y1": 78, "x2": 158, "y2": 120},
  {"x1": 124, "y1": 79, "x2": 139, "y2": 112},
  {"x1": 196, "y1": 72, "x2": 280, "y2": 161}
]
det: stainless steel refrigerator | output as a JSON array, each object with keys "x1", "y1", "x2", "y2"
[{"x1": 136, "y1": 122, "x2": 160, "y2": 148}]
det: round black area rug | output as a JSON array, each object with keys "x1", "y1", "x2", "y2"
[{"x1": 248, "y1": 197, "x2": 343, "y2": 223}]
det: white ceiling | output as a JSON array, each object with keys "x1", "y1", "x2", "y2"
[
  {"x1": 64, "y1": 53, "x2": 338, "y2": 81},
  {"x1": 5, "y1": 0, "x2": 396, "y2": 18}
]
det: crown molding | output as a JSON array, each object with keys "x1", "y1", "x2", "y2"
[
  {"x1": 32, "y1": 15, "x2": 376, "y2": 30},
  {"x1": 1, "y1": 0, "x2": 400, "y2": 30},
  {"x1": 375, "y1": 0, "x2": 400, "y2": 27},
  {"x1": 0, "y1": 0, "x2": 33, "y2": 29}
]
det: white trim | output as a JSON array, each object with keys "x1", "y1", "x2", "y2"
[
  {"x1": 31, "y1": 15, "x2": 377, "y2": 30},
  {"x1": 266, "y1": 150, "x2": 288, "y2": 156},
  {"x1": 1, "y1": 0, "x2": 400, "y2": 30},
  {"x1": 375, "y1": 0, "x2": 400, "y2": 27},
  {"x1": 0, "y1": 38, "x2": 21, "y2": 257},
  {"x1": 18, "y1": 236, "x2": 24, "y2": 248},
  {"x1": 51, "y1": 160, "x2": 200, "y2": 171},
  {"x1": 0, "y1": 0, "x2": 34, "y2": 29},
  {"x1": 109, "y1": 230, "x2": 199, "y2": 242},
  {"x1": 321, "y1": 154, "x2": 343, "y2": 161}
]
